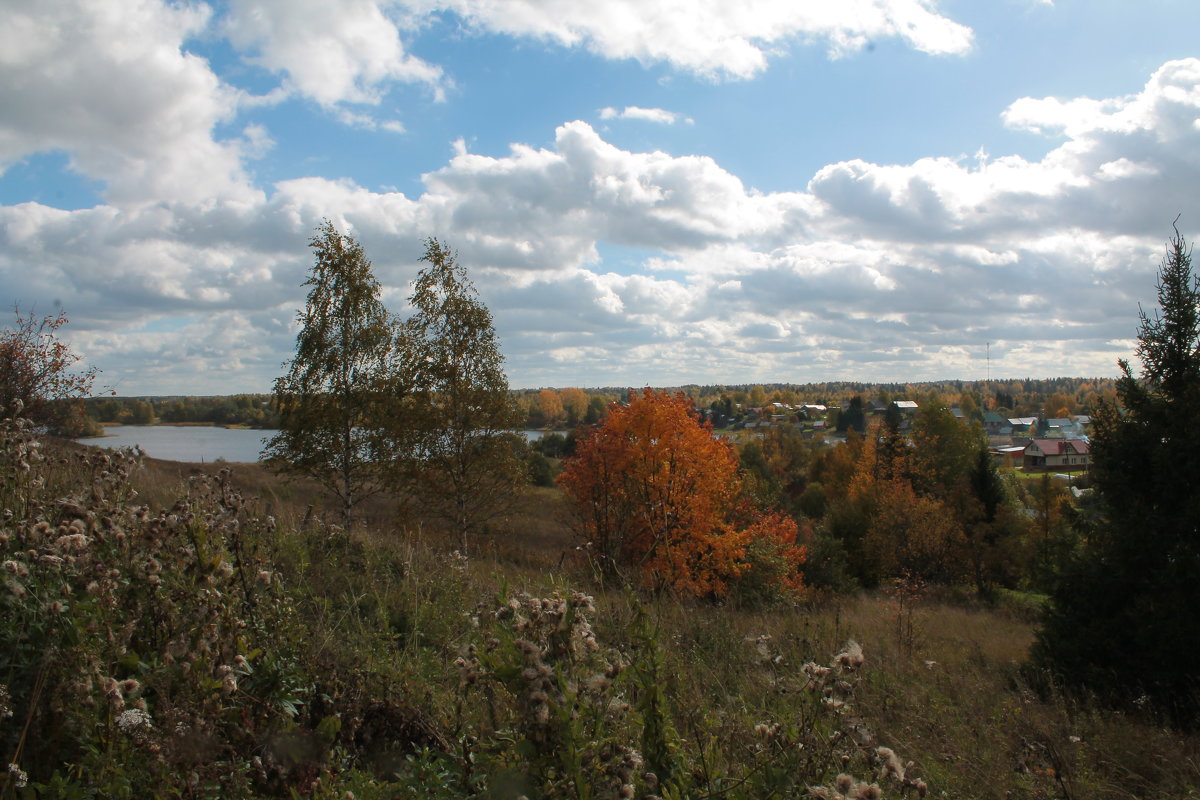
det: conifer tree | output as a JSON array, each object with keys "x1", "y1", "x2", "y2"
[{"x1": 1035, "y1": 225, "x2": 1200, "y2": 726}]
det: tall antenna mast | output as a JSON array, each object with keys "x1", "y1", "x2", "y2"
[{"x1": 986, "y1": 342, "x2": 991, "y2": 383}]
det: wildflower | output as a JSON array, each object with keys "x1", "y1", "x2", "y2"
[
  {"x1": 514, "y1": 639, "x2": 541, "y2": 662},
  {"x1": 8, "y1": 763, "x2": 28, "y2": 789},
  {"x1": 257, "y1": 570, "x2": 272, "y2": 585},
  {"x1": 4, "y1": 579, "x2": 25, "y2": 598},
  {"x1": 55, "y1": 532, "x2": 89, "y2": 552},
  {"x1": 803, "y1": 662, "x2": 832, "y2": 683},
  {"x1": 850, "y1": 783, "x2": 882, "y2": 800},
  {"x1": 834, "y1": 641, "x2": 865, "y2": 672},
  {"x1": 217, "y1": 560, "x2": 234, "y2": 579},
  {"x1": 1, "y1": 561, "x2": 16, "y2": 574},
  {"x1": 44, "y1": 600, "x2": 66, "y2": 614},
  {"x1": 119, "y1": 679, "x2": 141, "y2": 696},
  {"x1": 116, "y1": 708, "x2": 152, "y2": 730},
  {"x1": 875, "y1": 747, "x2": 905, "y2": 781},
  {"x1": 585, "y1": 674, "x2": 612, "y2": 693},
  {"x1": 754, "y1": 722, "x2": 781, "y2": 739}
]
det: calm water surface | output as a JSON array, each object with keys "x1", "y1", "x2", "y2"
[
  {"x1": 79, "y1": 426, "x2": 274, "y2": 463},
  {"x1": 80, "y1": 426, "x2": 561, "y2": 464}
]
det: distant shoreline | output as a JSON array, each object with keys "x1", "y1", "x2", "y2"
[{"x1": 81, "y1": 422, "x2": 268, "y2": 439}]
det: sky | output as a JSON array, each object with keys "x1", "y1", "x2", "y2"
[{"x1": 3, "y1": 0, "x2": 1200, "y2": 396}]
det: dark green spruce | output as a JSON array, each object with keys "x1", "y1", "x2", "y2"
[{"x1": 1034, "y1": 225, "x2": 1200, "y2": 726}]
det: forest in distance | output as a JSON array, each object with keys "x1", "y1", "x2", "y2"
[{"x1": 80, "y1": 374, "x2": 1118, "y2": 433}]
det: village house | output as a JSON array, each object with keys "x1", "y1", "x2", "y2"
[
  {"x1": 983, "y1": 411, "x2": 1010, "y2": 436},
  {"x1": 991, "y1": 444, "x2": 1026, "y2": 469},
  {"x1": 1023, "y1": 438, "x2": 1091, "y2": 471}
]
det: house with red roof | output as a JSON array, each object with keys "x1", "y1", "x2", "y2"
[{"x1": 1023, "y1": 438, "x2": 1090, "y2": 471}]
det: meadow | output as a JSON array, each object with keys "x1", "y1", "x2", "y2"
[{"x1": 2, "y1": 422, "x2": 1198, "y2": 799}]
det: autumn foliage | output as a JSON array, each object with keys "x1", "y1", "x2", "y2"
[
  {"x1": 558, "y1": 389, "x2": 805, "y2": 598},
  {"x1": 0, "y1": 308, "x2": 101, "y2": 435}
]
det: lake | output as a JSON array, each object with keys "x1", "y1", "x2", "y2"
[
  {"x1": 78, "y1": 426, "x2": 565, "y2": 464},
  {"x1": 79, "y1": 426, "x2": 275, "y2": 463}
]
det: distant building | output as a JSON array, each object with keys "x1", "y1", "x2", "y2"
[
  {"x1": 992, "y1": 445, "x2": 1026, "y2": 468},
  {"x1": 1023, "y1": 438, "x2": 1090, "y2": 471},
  {"x1": 983, "y1": 412, "x2": 1012, "y2": 438}
]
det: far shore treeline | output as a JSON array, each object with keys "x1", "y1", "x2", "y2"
[{"x1": 81, "y1": 375, "x2": 1119, "y2": 434}]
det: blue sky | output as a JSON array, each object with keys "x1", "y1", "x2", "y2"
[{"x1": 3, "y1": 0, "x2": 1200, "y2": 395}]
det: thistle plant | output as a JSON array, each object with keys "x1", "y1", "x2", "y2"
[
  {"x1": 459, "y1": 589, "x2": 644, "y2": 799},
  {"x1": 0, "y1": 413, "x2": 306, "y2": 796}
]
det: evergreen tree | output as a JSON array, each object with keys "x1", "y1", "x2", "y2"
[
  {"x1": 836, "y1": 395, "x2": 866, "y2": 433},
  {"x1": 264, "y1": 221, "x2": 406, "y2": 525},
  {"x1": 403, "y1": 238, "x2": 525, "y2": 548},
  {"x1": 1034, "y1": 226, "x2": 1200, "y2": 726}
]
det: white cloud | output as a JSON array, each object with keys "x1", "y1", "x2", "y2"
[
  {"x1": 5, "y1": 15, "x2": 1200, "y2": 392},
  {"x1": 224, "y1": 0, "x2": 445, "y2": 108},
  {"x1": 436, "y1": 0, "x2": 972, "y2": 80},
  {"x1": 333, "y1": 108, "x2": 408, "y2": 132},
  {"x1": 599, "y1": 106, "x2": 693, "y2": 125},
  {"x1": 0, "y1": 0, "x2": 255, "y2": 205}
]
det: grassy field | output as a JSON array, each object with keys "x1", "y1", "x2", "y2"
[{"x1": 2, "y1": 436, "x2": 1197, "y2": 799}]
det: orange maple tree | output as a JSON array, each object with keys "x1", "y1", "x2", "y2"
[{"x1": 558, "y1": 388, "x2": 805, "y2": 597}]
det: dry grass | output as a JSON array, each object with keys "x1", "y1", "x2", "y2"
[{"x1": 34, "y1": 438, "x2": 1200, "y2": 799}]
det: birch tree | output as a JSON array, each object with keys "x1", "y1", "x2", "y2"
[{"x1": 264, "y1": 221, "x2": 406, "y2": 525}]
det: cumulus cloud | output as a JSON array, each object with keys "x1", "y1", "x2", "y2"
[
  {"x1": 224, "y1": 0, "x2": 445, "y2": 107},
  {"x1": 0, "y1": 0, "x2": 255, "y2": 205},
  {"x1": 3, "y1": 1, "x2": 1199, "y2": 393},
  {"x1": 437, "y1": 0, "x2": 972, "y2": 79}
]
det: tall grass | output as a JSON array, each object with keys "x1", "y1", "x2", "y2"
[{"x1": 2, "y1": 421, "x2": 1198, "y2": 798}]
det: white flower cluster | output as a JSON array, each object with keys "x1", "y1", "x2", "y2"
[
  {"x1": 116, "y1": 707, "x2": 152, "y2": 730},
  {"x1": 7, "y1": 763, "x2": 27, "y2": 789}
]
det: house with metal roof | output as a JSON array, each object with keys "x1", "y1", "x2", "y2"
[{"x1": 1023, "y1": 438, "x2": 1090, "y2": 471}]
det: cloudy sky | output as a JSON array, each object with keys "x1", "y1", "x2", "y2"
[{"x1": 3, "y1": 0, "x2": 1200, "y2": 395}]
